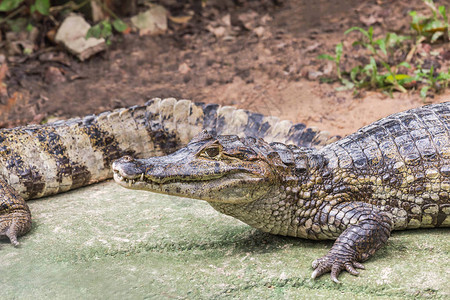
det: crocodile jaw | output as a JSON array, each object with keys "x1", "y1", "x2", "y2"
[{"x1": 113, "y1": 168, "x2": 272, "y2": 204}]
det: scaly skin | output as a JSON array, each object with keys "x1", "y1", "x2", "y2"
[
  {"x1": 0, "y1": 98, "x2": 331, "y2": 247},
  {"x1": 113, "y1": 102, "x2": 450, "y2": 283}
]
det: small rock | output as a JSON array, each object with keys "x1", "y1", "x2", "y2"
[
  {"x1": 55, "y1": 14, "x2": 106, "y2": 61},
  {"x1": 178, "y1": 62, "x2": 190, "y2": 74}
]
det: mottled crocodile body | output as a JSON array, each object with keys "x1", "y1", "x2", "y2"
[
  {"x1": 113, "y1": 102, "x2": 450, "y2": 282},
  {"x1": 0, "y1": 98, "x2": 332, "y2": 247}
]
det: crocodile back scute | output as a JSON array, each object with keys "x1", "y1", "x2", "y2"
[{"x1": 320, "y1": 102, "x2": 450, "y2": 229}]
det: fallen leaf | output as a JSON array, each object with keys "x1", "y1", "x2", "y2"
[
  {"x1": 131, "y1": 6, "x2": 168, "y2": 36},
  {"x1": 44, "y1": 66, "x2": 66, "y2": 84},
  {"x1": 168, "y1": 15, "x2": 192, "y2": 24},
  {"x1": 359, "y1": 14, "x2": 380, "y2": 26},
  {"x1": 0, "y1": 63, "x2": 8, "y2": 82},
  {"x1": 322, "y1": 61, "x2": 333, "y2": 76},
  {"x1": 260, "y1": 14, "x2": 272, "y2": 25},
  {"x1": 307, "y1": 70, "x2": 323, "y2": 80},
  {"x1": 221, "y1": 14, "x2": 231, "y2": 27},
  {"x1": 304, "y1": 42, "x2": 322, "y2": 53},
  {"x1": 253, "y1": 26, "x2": 265, "y2": 37},
  {"x1": 442, "y1": 50, "x2": 450, "y2": 60},
  {"x1": 207, "y1": 25, "x2": 227, "y2": 38},
  {"x1": 238, "y1": 10, "x2": 258, "y2": 30},
  {"x1": 0, "y1": 92, "x2": 23, "y2": 117}
]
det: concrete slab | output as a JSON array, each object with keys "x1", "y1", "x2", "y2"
[{"x1": 1, "y1": 181, "x2": 449, "y2": 299}]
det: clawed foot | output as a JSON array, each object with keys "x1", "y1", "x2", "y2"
[
  {"x1": 0, "y1": 210, "x2": 31, "y2": 247},
  {"x1": 311, "y1": 254, "x2": 365, "y2": 283},
  {"x1": 1, "y1": 223, "x2": 21, "y2": 247},
  {"x1": 6, "y1": 228, "x2": 20, "y2": 246}
]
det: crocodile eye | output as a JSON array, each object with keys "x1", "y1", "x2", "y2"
[{"x1": 204, "y1": 146, "x2": 220, "y2": 158}]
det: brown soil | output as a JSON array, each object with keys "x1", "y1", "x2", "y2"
[{"x1": 1, "y1": 0, "x2": 449, "y2": 136}]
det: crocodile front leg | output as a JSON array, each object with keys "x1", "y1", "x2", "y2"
[
  {"x1": 311, "y1": 202, "x2": 393, "y2": 283},
  {"x1": 0, "y1": 177, "x2": 32, "y2": 246}
]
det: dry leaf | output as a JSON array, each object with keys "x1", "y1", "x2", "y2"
[
  {"x1": 207, "y1": 25, "x2": 227, "y2": 38},
  {"x1": 253, "y1": 26, "x2": 265, "y2": 37},
  {"x1": 168, "y1": 15, "x2": 192, "y2": 24},
  {"x1": 131, "y1": 6, "x2": 168, "y2": 36}
]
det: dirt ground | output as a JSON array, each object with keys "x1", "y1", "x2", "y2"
[{"x1": 1, "y1": 0, "x2": 449, "y2": 136}]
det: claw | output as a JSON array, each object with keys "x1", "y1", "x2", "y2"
[
  {"x1": 330, "y1": 274, "x2": 341, "y2": 284},
  {"x1": 311, "y1": 268, "x2": 321, "y2": 279},
  {"x1": 311, "y1": 254, "x2": 364, "y2": 283},
  {"x1": 3, "y1": 224, "x2": 20, "y2": 246},
  {"x1": 7, "y1": 233, "x2": 19, "y2": 247},
  {"x1": 311, "y1": 259, "x2": 319, "y2": 269},
  {"x1": 311, "y1": 260, "x2": 331, "y2": 279},
  {"x1": 0, "y1": 209, "x2": 32, "y2": 247},
  {"x1": 345, "y1": 262, "x2": 359, "y2": 276},
  {"x1": 353, "y1": 262, "x2": 365, "y2": 270},
  {"x1": 330, "y1": 264, "x2": 342, "y2": 283}
]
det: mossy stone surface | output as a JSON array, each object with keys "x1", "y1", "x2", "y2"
[{"x1": 1, "y1": 181, "x2": 449, "y2": 299}]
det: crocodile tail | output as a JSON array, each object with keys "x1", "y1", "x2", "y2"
[
  {"x1": 0, "y1": 98, "x2": 337, "y2": 201},
  {"x1": 144, "y1": 98, "x2": 340, "y2": 149}
]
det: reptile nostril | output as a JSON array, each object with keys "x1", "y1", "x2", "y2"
[{"x1": 122, "y1": 155, "x2": 134, "y2": 162}]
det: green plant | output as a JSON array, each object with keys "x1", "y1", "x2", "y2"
[
  {"x1": 86, "y1": 19, "x2": 127, "y2": 45},
  {"x1": 345, "y1": 27, "x2": 410, "y2": 63},
  {"x1": 318, "y1": 42, "x2": 343, "y2": 79},
  {"x1": 85, "y1": 0, "x2": 128, "y2": 45},
  {"x1": 318, "y1": 0, "x2": 450, "y2": 98},
  {"x1": 30, "y1": 0, "x2": 50, "y2": 16},
  {"x1": 0, "y1": 0, "x2": 27, "y2": 13},
  {"x1": 0, "y1": 0, "x2": 128, "y2": 49},
  {"x1": 415, "y1": 66, "x2": 450, "y2": 98},
  {"x1": 0, "y1": 0, "x2": 50, "y2": 34},
  {"x1": 343, "y1": 26, "x2": 414, "y2": 94},
  {"x1": 0, "y1": 0, "x2": 49, "y2": 15},
  {"x1": 410, "y1": 0, "x2": 449, "y2": 42}
]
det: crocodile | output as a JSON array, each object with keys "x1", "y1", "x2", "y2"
[
  {"x1": 0, "y1": 98, "x2": 333, "y2": 247},
  {"x1": 113, "y1": 101, "x2": 450, "y2": 283}
]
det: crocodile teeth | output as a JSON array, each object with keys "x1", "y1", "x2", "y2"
[
  {"x1": 128, "y1": 180, "x2": 132, "y2": 187},
  {"x1": 140, "y1": 173, "x2": 144, "y2": 181}
]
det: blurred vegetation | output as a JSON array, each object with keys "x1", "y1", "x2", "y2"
[
  {"x1": 319, "y1": 0, "x2": 449, "y2": 98},
  {"x1": 0, "y1": 0, "x2": 129, "y2": 49}
]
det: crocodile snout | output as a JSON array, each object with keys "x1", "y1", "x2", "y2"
[{"x1": 112, "y1": 156, "x2": 144, "y2": 180}]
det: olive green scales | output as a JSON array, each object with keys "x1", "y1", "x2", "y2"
[{"x1": 1, "y1": 98, "x2": 449, "y2": 282}]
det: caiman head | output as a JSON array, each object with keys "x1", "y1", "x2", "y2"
[{"x1": 112, "y1": 130, "x2": 301, "y2": 204}]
